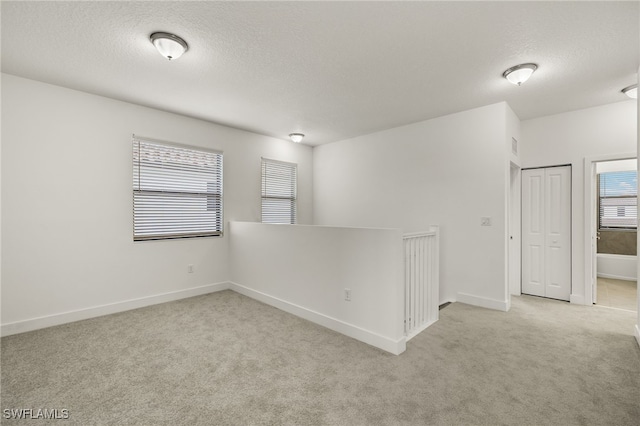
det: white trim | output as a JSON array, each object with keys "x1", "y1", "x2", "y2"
[
  {"x1": 456, "y1": 292, "x2": 509, "y2": 312},
  {"x1": 232, "y1": 221, "x2": 399, "y2": 232},
  {"x1": 584, "y1": 157, "x2": 595, "y2": 305},
  {"x1": 1, "y1": 282, "x2": 230, "y2": 337},
  {"x1": 597, "y1": 273, "x2": 637, "y2": 281},
  {"x1": 403, "y1": 230, "x2": 437, "y2": 238},
  {"x1": 635, "y1": 324, "x2": 640, "y2": 348},
  {"x1": 229, "y1": 282, "x2": 407, "y2": 355},
  {"x1": 570, "y1": 294, "x2": 586, "y2": 305},
  {"x1": 509, "y1": 163, "x2": 522, "y2": 297}
]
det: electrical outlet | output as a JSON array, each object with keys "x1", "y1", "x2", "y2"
[
  {"x1": 344, "y1": 288, "x2": 351, "y2": 301},
  {"x1": 188, "y1": 264, "x2": 194, "y2": 273}
]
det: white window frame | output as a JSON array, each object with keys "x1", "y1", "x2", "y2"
[
  {"x1": 261, "y1": 158, "x2": 297, "y2": 224},
  {"x1": 133, "y1": 135, "x2": 223, "y2": 241}
]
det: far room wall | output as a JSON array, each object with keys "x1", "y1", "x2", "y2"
[
  {"x1": 313, "y1": 102, "x2": 517, "y2": 309},
  {"x1": 520, "y1": 100, "x2": 638, "y2": 304},
  {"x1": 1, "y1": 74, "x2": 313, "y2": 328}
]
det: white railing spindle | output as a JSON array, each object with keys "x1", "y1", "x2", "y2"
[{"x1": 403, "y1": 226, "x2": 439, "y2": 340}]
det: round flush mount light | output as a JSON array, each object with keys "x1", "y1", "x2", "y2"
[
  {"x1": 150, "y1": 32, "x2": 188, "y2": 60},
  {"x1": 289, "y1": 133, "x2": 305, "y2": 143},
  {"x1": 621, "y1": 84, "x2": 638, "y2": 99},
  {"x1": 503, "y1": 63, "x2": 538, "y2": 86}
]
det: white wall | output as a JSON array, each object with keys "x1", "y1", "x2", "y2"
[
  {"x1": 228, "y1": 221, "x2": 405, "y2": 354},
  {"x1": 313, "y1": 102, "x2": 513, "y2": 310},
  {"x1": 506, "y1": 105, "x2": 523, "y2": 169},
  {"x1": 1, "y1": 74, "x2": 313, "y2": 334},
  {"x1": 521, "y1": 100, "x2": 637, "y2": 305},
  {"x1": 596, "y1": 254, "x2": 637, "y2": 281},
  {"x1": 596, "y1": 158, "x2": 637, "y2": 173}
]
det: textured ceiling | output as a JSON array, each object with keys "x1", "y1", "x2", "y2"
[{"x1": 1, "y1": 1, "x2": 638, "y2": 145}]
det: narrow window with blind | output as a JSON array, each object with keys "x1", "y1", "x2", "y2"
[
  {"x1": 261, "y1": 158, "x2": 297, "y2": 224},
  {"x1": 133, "y1": 136, "x2": 223, "y2": 240},
  {"x1": 598, "y1": 170, "x2": 637, "y2": 230}
]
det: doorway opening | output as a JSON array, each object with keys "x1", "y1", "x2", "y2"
[{"x1": 591, "y1": 158, "x2": 638, "y2": 312}]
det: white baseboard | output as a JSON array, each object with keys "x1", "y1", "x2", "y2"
[
  {"x1": 229, "y1": 282, "x2": 406, "y2": 355},
  {"x1": 456, "y1": 292, "x2": 509, "y2": 312},
  {"x1": 635, "y1": 324, "x2": 640, "y2": 348},
  {"x1": 597, "y1": 273, "x2": 637, "y2": 281},
  {"x1": 1, "y1": 282, "x2": 230, "y2": 337},
  {"x1": 570, "y1": 294, "x2": 586, "y2": 305}
]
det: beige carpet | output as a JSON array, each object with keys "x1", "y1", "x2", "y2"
[{"x1": 2, "y1": 290, "x2": 639, "y2": 425}]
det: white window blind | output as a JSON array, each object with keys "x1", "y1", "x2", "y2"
[
  {"x1": 598, "y1": 170, "x2": 637, "y2": 229},
  {"x1": 261, "y1": 158, "x2": 297, "y2": 224},
  {"x1": 133, "y1": 136, "x2": 223, "y2": 240}
]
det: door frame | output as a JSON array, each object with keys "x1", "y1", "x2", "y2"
[
  {"x1": 509, "y1": 162, "x2": 521, "y2": 297},
  {"x1": 583, "y1": 153, "x2": 636, "y2": 306},
  {"x1": 521, "y1": 165, "x2": 572, "y2": 301}
]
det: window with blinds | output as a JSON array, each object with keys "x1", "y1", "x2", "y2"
[
  {"x1": 133, "y1": 136, "x2": 223, "y2": 240},
  {"x1": 261, "y1": 158, "x2": 297, "y2": 224},
  {"x1": 598, "y1": 170, "x2": 637, "y2": 230}
]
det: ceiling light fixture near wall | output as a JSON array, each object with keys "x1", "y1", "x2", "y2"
[
  {"x1": 621, "y1": 84, "x2": 638, "y2": 99},
  {"x1": 503, "y1": 63, "x2": 538, "y2": 86},
  {"x1": 289, "y1": 133, "x2": 305, "y2": 143},
  {"x1": 150, "y1": 32, "x2": 188, "y2": 60}
]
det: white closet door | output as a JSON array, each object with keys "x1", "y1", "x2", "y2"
[
  {"x1": 522, "y1": 166, "x2": 571, "y2": 301},
  {"x1": 522, "y1": 169, "x2": 546, "y2": 297},
  {"x1": 544, "y1": 166, "x2": 571, "y2": 300}
]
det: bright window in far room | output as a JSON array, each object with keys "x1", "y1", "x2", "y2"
[
  {"x1": 261, "y1": 158, "x2": 297, "y2": 224},
  {"x1": 598, "y1": 170, "x2": 637, "y2": 230}
]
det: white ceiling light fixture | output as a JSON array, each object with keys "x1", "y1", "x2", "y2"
[
  {"x1": 503, "y1": 63, "x2": 538, "y2": 86},
  {"x1": 150, "y1": 32, "x2": 188, "y2": 60},
  {"x1": 621, "y1": 84, "x2": 638, "y2": 99},
  {"x1": 289, "y1": 133, "x2": 305, "y2": 143}
]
